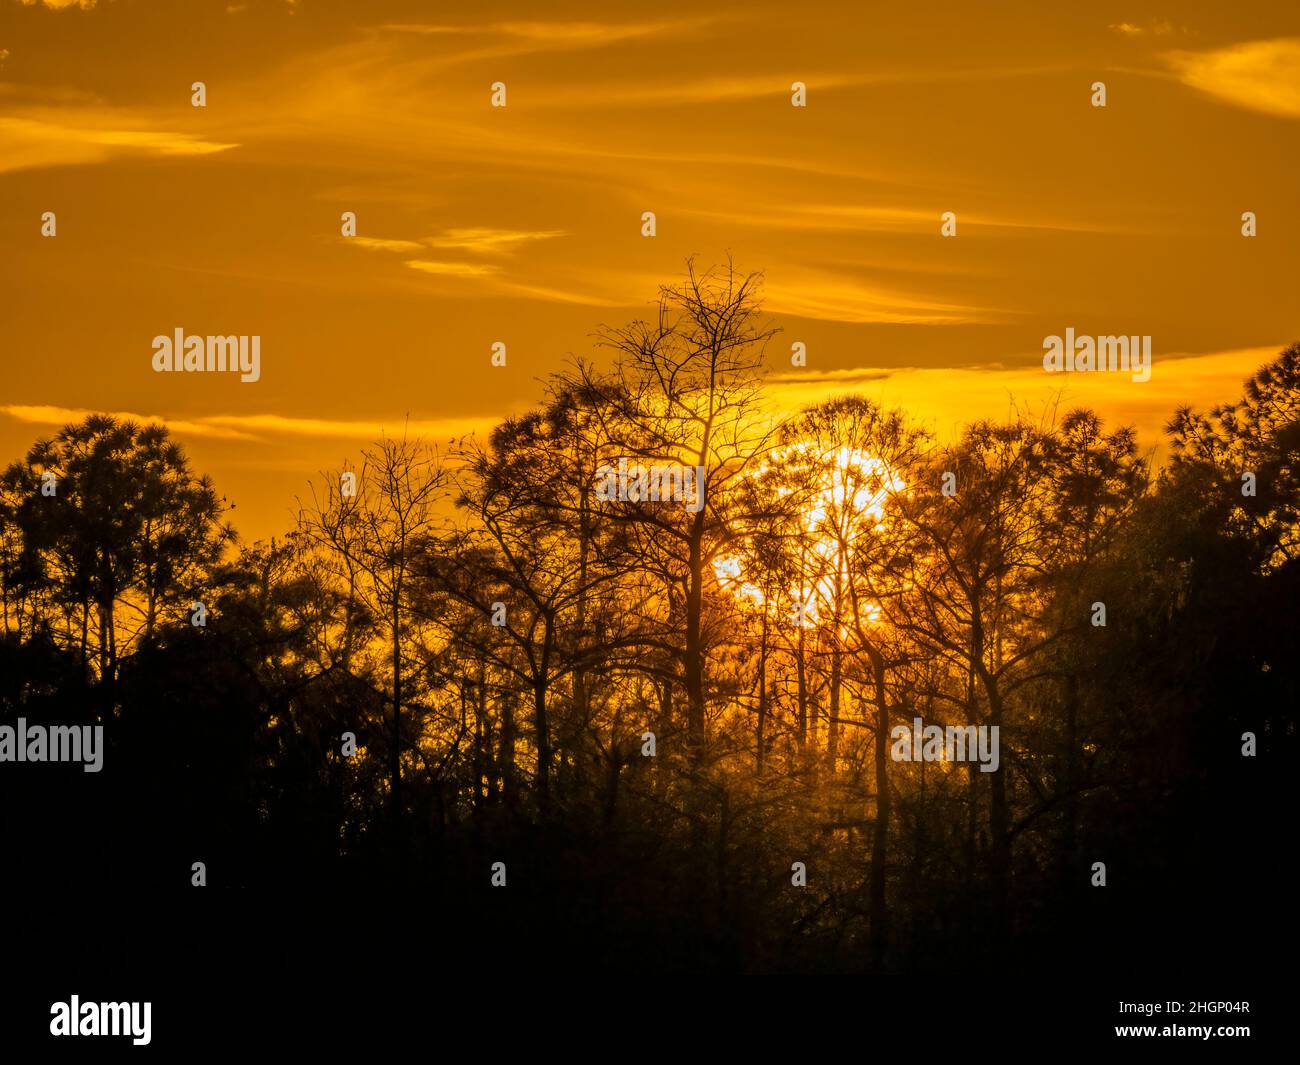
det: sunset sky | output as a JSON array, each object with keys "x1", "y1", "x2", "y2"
[{"x1": 2, "y1": 0, "x2": 1297, "y2": 540}]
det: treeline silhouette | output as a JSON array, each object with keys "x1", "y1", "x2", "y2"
[{"x1": 2, "y1": 264, "x2": 1296, "y2": 972}]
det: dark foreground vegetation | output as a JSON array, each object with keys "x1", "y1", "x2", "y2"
[{"x1": 3, "y1": 267, "x2": 1296, "y2": 972}]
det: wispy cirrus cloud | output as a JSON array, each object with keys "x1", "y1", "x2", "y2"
[
  {"x1": 348, "y1": 236, "x2": 427, "y2": 253},
  {"x1": 398, "y1": 260, "x2": 624, "y2": 307},
  {"x1": 1, "y1": 405, "x2": 258, "y2": 441},
  {"x1": 674, "y1": 200, "x2": 1134, "y2": 238},
  {"x1": 765, "y1": 367, "x2": 895, "y2": 386},
  {"x1": 1165, "y1": 37, "x2": 1300, "y2": 119},
  {"x1": 404, "y1": 259, "x2": 501, "y2": 278},
  {"x1": 1109, "y1": 19, "x2": 1178, "y2": 38},
  {"x1": 19, "y1": 0, "x2": 97, "y2": 10},
  {"x1": 344, "y1": 223, "x2": 996, "y2": 320},
  {"x1": 764, "y1": 269, "x2": 1008, "y2": 325},
  {"x1": 345, "y1": 229, "x2": 565, "y2": 256},
  {"x1": 198, "y1": 412, "x2": 495, "y2": 441},
  {"x1": 0, "y1": 114, "x2": 237, "y2": 174},
  {"x1": 378, "y1": 18, "x2": 716, "y2": 48},
  {"x1": 766, "y1": 347, "x2": 1285, "y2": 447},
  {"x1": 345, "y1": 227, "x2": 564, "y2": 254},
  {"x1": 425, "y1": 228, "x2": 566, "y2": 254},
  {"x1": 0, "y1": 405, "x2": 495, "y2": 443},
  {"x1": 343, "y1": 227, "x2": 582, "y2": 298},
  {"x1": 523, "y1": 65, "x2": 1069, "y2": 110}
]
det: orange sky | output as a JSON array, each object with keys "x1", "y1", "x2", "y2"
[{"x1": 2, "y1": 0, "x2": 1298, "y2": 540}]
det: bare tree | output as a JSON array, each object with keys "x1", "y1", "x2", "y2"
[
  {"x1": 298, "y1": 432, "x2": 450, "y2": 832},
  {"x1": 572, "y1": 258, "x2": 780, "y2": 750}
]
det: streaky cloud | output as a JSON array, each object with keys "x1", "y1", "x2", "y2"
[{"x1": 1166, "y1": 37, "x2": 1300, "y2": 119}]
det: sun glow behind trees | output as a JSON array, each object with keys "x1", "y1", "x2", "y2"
[{"x1": 714, "y1": 443, "x2": 905, "y2": 629}]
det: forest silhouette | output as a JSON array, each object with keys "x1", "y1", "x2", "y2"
[{"x1": 2, "y1": 264, "x2": 1295, "y2": 973}]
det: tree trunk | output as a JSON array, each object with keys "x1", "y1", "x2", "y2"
[
  {"x1": 684, "y1": 513, "x2": 706, "y2": 747},
  {"x1": 534, "y1": 616, "x2": 554, "y2": 808},
  {"x1": 390, "y1": 601, "x2": 402, "y2": 829},
  {"x1": 756, "y1": 606, "x2": 769, "y2": 775},
  {"x1": 982, "y1": 672, "x2": 1010, "y2": 946},
  {"x1": 868, "y1": 648, "x2": 890, "y2": 968},
  {"x1": 828, "y1": 641, "x2": 842, "y2": 774},
  {"x1": 795, "y1": 625, "x2": 809, "y2": 760}
]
